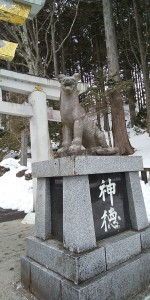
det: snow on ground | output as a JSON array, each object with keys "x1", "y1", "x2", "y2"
[
  {"x1": 21, "y1": 212, "x2": 35, "y2": 224},
  {"x1": 128, "y1": 127, "x2": 150, "y2": 222},
  {"x1": 129, "y1": 129, "x2": 150, "y2": 168},
  {"x1": 0, "y1": 124, "x2": 150, "y2": 222},
  {"x1": 141, "y1": 181, "x2": 150, "y2": 221},
  {"x1": 129, "y1": 127, "x2": 150, "y2": 221},
  {"x1": 0, "y1": 158, "x2": 33, "y2": 213}
]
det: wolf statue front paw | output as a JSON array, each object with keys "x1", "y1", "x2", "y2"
[
  {"x1": 57, "y1": 147, "x2": 69, "y2": 154},
  {"x1": 69, "y1": 144, "x2": 85, "y2": 152},
  {"x1": 95, "y1": 147, "x2": 119, "y2": 155}
]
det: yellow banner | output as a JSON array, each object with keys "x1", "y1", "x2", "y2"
[
  {"x1": 0, "y1": 1, "x2": 31, "y2": 25},
  {"x1": 0, "y1": 40, "x2": 18, "y2": 61}
]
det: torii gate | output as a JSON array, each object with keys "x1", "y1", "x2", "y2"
[
  {"x1": 0, "y1": 68, "x2": 87, "y2": 162},
  {"x1": 0, "y1": 69, "x2": 87, "y2": 209}
]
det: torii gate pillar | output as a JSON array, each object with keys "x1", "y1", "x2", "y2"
[
  {"x1": 28, "y1": 90, "x2": 53, "y2": 210},
  {"x1": 28, "y1": 90, "x2": 53, "y2": 163}
]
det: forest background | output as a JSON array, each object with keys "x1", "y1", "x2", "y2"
[{"x1": 0, "y1": 0, "x2": 149, "y2": 159}]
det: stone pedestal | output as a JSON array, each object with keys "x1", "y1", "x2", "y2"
[{"x1": 21, "y1": 156, "x2": 150, "y2": 300}]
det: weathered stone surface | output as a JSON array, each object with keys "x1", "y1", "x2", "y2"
[
  {"x1": 0, "y1": 165, "x2": 10, "y2": 177},
  {"x1": 26, "y1": 236, "x2": 106, "y2": 284},
  {"x1": 74, "y1": 156, "x2": 143, "y2": 175},
  {"x1": 99, "y1": 231, "x2": 141, "y2": 269},
  {"x1": 25, "y1": 171, "x2": 32, "y2": 180},
  {"x1": 141, "y1": 226, "x2": 150, "y2": 250},
  {"x1": 55, "y1": 147, "x2": 118, "y2": 158},
  {"x1": 21, "y1": 256, "x2": 31, "y2": 290},
  {"x1": 62, "y1": 252, "x2": 150, "y2": 300},
  {"x1": 30, "y1": 261, "x2": 61, "y2": 300},
  {"x1": 22, "y1": 249, "x2": 150, "y2": 300},
  {"x1": 126, "y1": 172, "x2": 149, "y2": 230},
  {"x1": 16, "y1": 169, "x2": 27, "y2": 178},
  {"x1": 59, "y1": 156, "x2": 75, "y2": 176},
  {"x1": 57, "y1": 73, "x2": 112, "y2": 154},
  {"x1": 77, "y1": 246, "x2": 106, "y2": 283},
  {"x1": 35, "y1": 178, "x2": 51, "y2": 240},
  {"x1": 141, "y1": 250, "x2": 150, "y2": 288},
  {"x1": 63, "y1": 175, "x2": 96, "y2": 253},
  {"x1": 32, "y1": 156, "x2": 143, "y2": 178},
  {"x1": 32, "y1": 159, "x2": 60, "y2": 178}
]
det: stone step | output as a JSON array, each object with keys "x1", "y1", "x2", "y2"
[{"x1": 0, "y1": 207, "x2": 25, "y2": 223}]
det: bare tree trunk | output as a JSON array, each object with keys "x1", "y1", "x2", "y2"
[
  {"x1": 103, "y1": 104, "x2": 109, "y2": 132},
  {"x1": 111, "y1": 91, "x2": 134, "y2": 154},
  {"x1": 145, "y1": 0, "x2": 150, "y2": 29},
  {"x1": 134, "y1": 65, "x2": 141, "y2": 110},
  {"x1": 102, "y1": 0, "x2": 134, "y2": 155},
  {"x1": 98, "y1": 67, "x2": 109, "y2": 131},
  {"x1": 22, "y1": 23, "x2": 37, "y2": 75},
  {"x1": 51, "y1": 21, "x2": 58, "y2": 77},
  {"x1": 60, "y1": 27, "x2": 66, "y2": 74},
  {"x1": 107, "y1": 117, "x2": 112, "y2": 147},
  {"x1": 95, "y1": 35, "x2": 101, "y2": 68},
  {"x1": 95, "y1": 96, "x2": 101, "y2": 128},
  {"x1": 126, "y1": 69, "x2": 136, "y2": 127},
  {"x1": 128, "y1": 87, "x2": 136, "y2": 127},
  {"x1": 133, "y1": 0, "x2": 150, "y2": 134}
]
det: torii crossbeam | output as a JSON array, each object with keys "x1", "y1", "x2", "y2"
[
  {"x1": 0, "y1": 69, "x2": 87, "y2": 122},
  {"x1": 0, "y1": 68, "x2": 87, "y2": 157},
  {"x1": 0, "y1": 68, "x2": 87, "y2": 209}
]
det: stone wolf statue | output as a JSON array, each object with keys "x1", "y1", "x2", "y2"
[{"x1": 57, "y1": 73, "x2": 118, "y2": 155}]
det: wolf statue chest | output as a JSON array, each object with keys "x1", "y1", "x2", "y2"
[{"x1": 60, "y1": 100, "x2": 81, "y2": 124}]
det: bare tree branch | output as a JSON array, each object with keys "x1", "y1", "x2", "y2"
[
  {"x1": 44, "y1": 2, "x2": 55, "y2": 68},
  {"x1": 55, "y1": 0, "x2": 81, "y2": 53}
]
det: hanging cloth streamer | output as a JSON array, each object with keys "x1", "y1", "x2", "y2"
[
  {"x1": 0, "y1": 0, "x2": 46, "y2": 61},
  {"x1": 0, "y1": 40, "x2": 18, "y2": 61},
  {"x1": 0, "y1": 0, "x2": 31, "y2": 25}
]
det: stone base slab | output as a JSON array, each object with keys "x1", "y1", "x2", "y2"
[
  {"x1": 26, "y1": 230, "x2": 141, "y2": 284},
  {"x1": 32, "y1": 156, "x2": 143, "y2": 178},
  {"x1": 21, "y1": 248, "x2": 150, "y2": 300},
  {"x1": 26, "y1": 236, "x2": 106, "y2": 285},
  {"x1": 21, "y1": 227, "x2": 150, "y2": 299}
]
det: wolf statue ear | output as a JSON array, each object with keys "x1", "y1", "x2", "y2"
[
  {"x1": 58, "y1": 74, "x2": 65, "y2": 83},
  {"x1": 73, "y1": 73, "x2": 81, "y2": 81}
]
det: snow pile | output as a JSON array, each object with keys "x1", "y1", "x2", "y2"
[
  {"x1": 141, "y1": 181, "x2": 150, "y2": 221},
  {"x1": 21, "y1": 212, "x2": 35, "y2": 224},
  {"x1": 0, "y1": 158, "x2": 33, "y2": 213},
  {"x1": 130, "y1": 129, "x2": 150, "y2": 168},
  {"x1": 0, "y1": 158, "x2": 21, "y2": 169}
]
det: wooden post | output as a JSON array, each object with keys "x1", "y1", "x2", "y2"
[{"x1": 20, "y1": 130, "x2": 28, "y2": 166}]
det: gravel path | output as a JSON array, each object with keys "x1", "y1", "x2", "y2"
[{"x1": 0, "y1": 219, "x2": 36, "y2": 300}]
